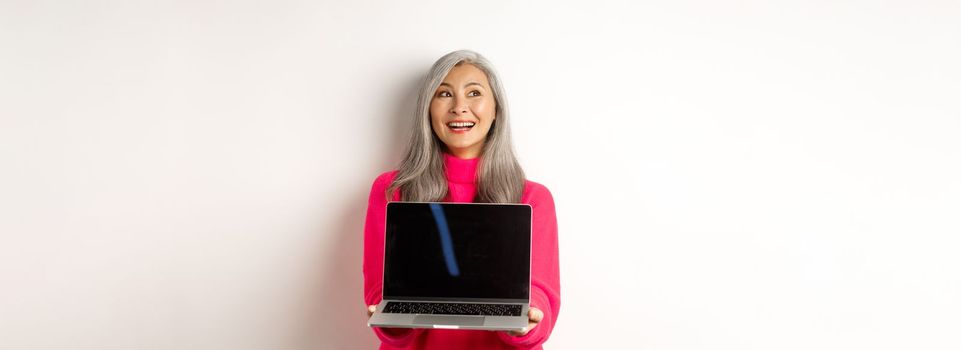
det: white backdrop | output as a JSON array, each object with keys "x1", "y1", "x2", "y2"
[{"x1": 2, "y1": 1, "x2": 959, "y2": 349}]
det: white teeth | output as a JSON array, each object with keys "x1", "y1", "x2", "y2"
[{"x1": 447, "y1": 122, "x2": 475, "y2": 128}]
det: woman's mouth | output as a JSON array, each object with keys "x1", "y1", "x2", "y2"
[{"x1": 447, "y1": 121, "x2": 475, "y2": 134}]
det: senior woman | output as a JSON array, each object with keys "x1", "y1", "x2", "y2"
[{"x1": 363, "y1": 50, "x2": 560, "y2": 349}]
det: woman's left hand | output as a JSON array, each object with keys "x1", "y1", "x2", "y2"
[{"x1": 504, "y1": 307, "x2": 543, "y2": 337}]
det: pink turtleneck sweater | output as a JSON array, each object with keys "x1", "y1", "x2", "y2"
[{"x1": 363, "y1": 152, "x2": 561, "y2": 350}]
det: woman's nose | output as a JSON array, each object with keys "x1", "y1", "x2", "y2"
[{"x1": 450, "y1": 102, "x2": 469, "y2": 114}]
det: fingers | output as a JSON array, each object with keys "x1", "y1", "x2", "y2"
[
  {"x1": 367, "y1": 305, "x2": 377, "y2": 318},
  {"x1": 529, "y1": 307, "x2": 544, "y2": 323},
  {"x1": 505, "y1": 307, "x2": 544, "y2": 337}
]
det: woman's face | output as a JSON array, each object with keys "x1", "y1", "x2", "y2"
[{"x1": 429, "y1": 63, "x2": 496, "y2": 159}]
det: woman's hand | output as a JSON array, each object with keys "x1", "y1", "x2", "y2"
[
  {"x1": 367, "y1": 305, "x2": 377, "y2": 318},
  {"x1": 504, "y1": 307, "x2": 543, "y2": 337}
]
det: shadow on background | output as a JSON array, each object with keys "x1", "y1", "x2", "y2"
[{"x1": 297, "y1": 68, "x2": 422, "y2": 349}]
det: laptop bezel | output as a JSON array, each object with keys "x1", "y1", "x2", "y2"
[{"x1": 380, "y1": 201, "x2": 533, "y2": 303}]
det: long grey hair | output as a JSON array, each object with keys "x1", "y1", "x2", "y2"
[{"x1": 387, "y1": 50, "x2": 526, "y2": 203}]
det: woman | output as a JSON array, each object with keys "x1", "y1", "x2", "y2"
[{"x1": 362, "y1": 50, "x2": 560, "y2": 349}]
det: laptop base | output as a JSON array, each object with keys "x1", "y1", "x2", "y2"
[{"x1": 368, "y1": 300, "x2": 529, "y2": 331}]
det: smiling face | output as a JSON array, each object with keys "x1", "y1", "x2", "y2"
[{"x1": 429, "y1": 63, "x2": 497, "y2": 159}]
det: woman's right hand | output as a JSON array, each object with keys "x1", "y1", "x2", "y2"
[{"x1": 367, "y1": 305, "x2": 377, "y2": 319}]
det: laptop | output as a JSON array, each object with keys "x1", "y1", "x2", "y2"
[{"x1": 367, "y1": 201, "x2": 532, "y2": 331}]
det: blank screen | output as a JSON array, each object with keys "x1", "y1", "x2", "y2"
[{"x1": 383, "y1": 202, "x2": 531, "y2": 300}]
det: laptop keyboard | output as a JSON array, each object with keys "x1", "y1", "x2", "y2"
[{"x1": 383, "y1": 302, "x2": 523, "y2": 316}]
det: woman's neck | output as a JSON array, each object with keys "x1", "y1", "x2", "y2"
[{"x1": 445, "y1": 144, "x2": 483, "y2": 159}]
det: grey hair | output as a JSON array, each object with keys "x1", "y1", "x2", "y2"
[{"x1": 387, "y1": 49, "x2": 526, "y2": 203}]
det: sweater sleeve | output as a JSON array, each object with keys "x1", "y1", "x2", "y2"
[
  {"x1": 497, "y1": 182, "x2": 562, "y2": 348},
  {"x1": 363, "y1": 171, "x2": 424, "y2": 347}
]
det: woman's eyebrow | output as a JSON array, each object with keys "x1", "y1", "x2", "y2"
[{"x1": 439, "y1": 82, "x2": 486, "y2": 88}]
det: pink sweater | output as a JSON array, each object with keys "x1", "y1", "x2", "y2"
[{"x1": 363, "y1": 152, "x2": 561, "y2": 349}]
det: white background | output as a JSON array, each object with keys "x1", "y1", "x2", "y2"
[{"x1": 2, "y1": 1, "x2": 959, "y2": 349}]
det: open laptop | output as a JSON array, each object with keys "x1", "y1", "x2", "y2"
[{"x1": 367, "y1": 201, "x2": 532, "y2": 331}]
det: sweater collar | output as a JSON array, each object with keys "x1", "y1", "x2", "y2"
[{"x1": 443, "y1": 151, "x2": 479, "y2": 184}]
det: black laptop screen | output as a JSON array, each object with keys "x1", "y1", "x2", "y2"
[{"x1": 383, "y1": 202, "x2": 531, "y2": 300}]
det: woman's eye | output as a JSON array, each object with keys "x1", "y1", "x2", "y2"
[
  {"x1": 468, "y1": 90, "x2": 481, "y2": 97},
  {"x1": 438, "y1": 91, "x2": 451, "y2": 97}
]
